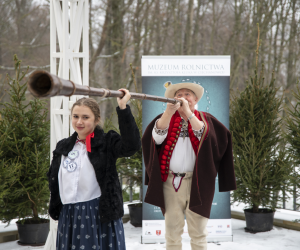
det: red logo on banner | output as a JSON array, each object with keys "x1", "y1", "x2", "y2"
[{"x1": 156, "y1": 230, "x2": 161, "y2": 236}]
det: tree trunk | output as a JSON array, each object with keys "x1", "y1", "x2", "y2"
[
  {"x1": 184, "y1": 0, "x2": 193, "y2": 55},
  {"x1": 191, "y1": 0, "x2": 202, "y2": 55},
  {"x1": 32, "y1": 203, "x2": 38, "y2": 220},
  {"x1": 89, "y1": 1, "x2": 111, "y2": 83},
  {"x1": 286, "y1": 0, "x2": 297, "y2": 93},
  {"x1": 253, "y1": 203, "x2": 259, "y2": 213},
  {"x1": 154, "y1": 0, "x2": 161, "y2": 54}
]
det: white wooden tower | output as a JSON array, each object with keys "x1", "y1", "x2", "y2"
[{"x1": 44, "y1": 1, "x2": 89, "y2": 249}]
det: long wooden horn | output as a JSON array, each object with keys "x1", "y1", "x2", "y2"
[{"x1": 27, "y1": 70, "x2": 182, "y2": 105}]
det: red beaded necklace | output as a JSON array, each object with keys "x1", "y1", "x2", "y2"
[{"x1": 158, "y1": 110, "x2": 202, "y2": 182}]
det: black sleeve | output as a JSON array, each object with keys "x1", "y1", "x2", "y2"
[
  {"x1": 47, "y1": 152, "x2": 57, "y2": 190},
  {"x1": 109, "y1": 105, "x2": 141, "y2": 158},
  {"x1": 47, "y1": 139, "x2": 64, "y2": 189}
]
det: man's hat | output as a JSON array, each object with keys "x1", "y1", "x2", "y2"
[{"x1": 164, "y1": 82, "x2": 204, "y2": 100}]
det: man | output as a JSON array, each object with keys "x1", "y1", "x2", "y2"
[{"x1": 142, "y1": 82, "x2": 236, "y2": 250}]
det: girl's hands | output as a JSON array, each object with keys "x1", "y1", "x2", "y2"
[{"x1": 117, "y1": 88, "x2": 131, "y2": 109}]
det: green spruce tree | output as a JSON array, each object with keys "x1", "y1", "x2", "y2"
[
  {"x1": 230, "y1": 27, "x2": 292, "y2": 213},
  {"x1": 0, "y1": 55, "x2": 50, "y2": 225}
]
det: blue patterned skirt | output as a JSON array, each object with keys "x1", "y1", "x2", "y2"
[{"x1": 56, "y1": 197, "x2": 126, "y2": 250}]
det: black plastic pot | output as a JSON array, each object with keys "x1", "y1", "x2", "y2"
[
  {"x1": 16, "y1": 220, "x2": 49, "y2": 246},
  {"x1": 128, "y1": 203, "x2": 142, "y2": 227},
  {"x1": 244, "y1": 208, "x2": 274, "y2": 232}
]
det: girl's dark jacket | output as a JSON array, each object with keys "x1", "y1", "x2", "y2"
[
  {"x1": 142, "y1": 111, "x2": 236, "y2": 219},
  {"x1": 47, "y1": 105, "x2": 141, "y2": 223}
]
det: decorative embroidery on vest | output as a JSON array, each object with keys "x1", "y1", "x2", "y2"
[{"x1": 158, "y1": 110, "x2": 203, "y2": 182}]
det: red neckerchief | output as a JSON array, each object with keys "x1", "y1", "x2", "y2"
[
  {"x1": 85, "y1": 132, "x2": 94, "y2": 152},
  {"x1": 76, "y1": 132, "x2": 94, "y2": 153},
  {"x1": 158, "y1": 110, "x2": 201, "y2": 182}
]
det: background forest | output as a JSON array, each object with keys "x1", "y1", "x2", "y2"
[
  {"x1": 0, "y1": 0, "x2": 299, "y2": 118},
  {"x1": 0, "y1": 0, "x2": 299, "y2": 206}
]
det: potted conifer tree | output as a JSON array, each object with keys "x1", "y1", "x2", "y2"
[
  {"x1": 230, "y1": 28, "x2": 293, "y2": 232},
  {"x1": 0, "y1": 55, "x2": 50, "y2": 245}
]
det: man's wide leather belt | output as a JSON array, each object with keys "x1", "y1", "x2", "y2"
[{"x1": 173, "y1": 172, "x2": 186, "y2": 177}]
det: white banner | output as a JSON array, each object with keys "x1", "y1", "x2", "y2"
[
  {"x1": 142, "y1": 56, "x2": 230, "y2": 76},
  {"x1": 142, "y1": 55, "x2": 233, "y2": 244},
  {"x1": 142, "y1": 219, "x2": 233, "y2": 243}
]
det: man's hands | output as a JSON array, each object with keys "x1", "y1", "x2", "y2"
[
  {"x1": 165, "y1": 101, "x2": 181, "y2": 116},
  {"x1": 175, "y1": 97, "x2": 193, "y2": 118},
  {"x1": 157, "y1": 98, "x2": 193, "y2": 130},
  {"x1": 165, "y1": 97, "x2": 193, "y2": 117},
  {"x1": 156, "y1": 101, "x2": 180, "y2": 130},
  {"x1": 157, "y1": 97, "x2": 203, "y2": 131}
]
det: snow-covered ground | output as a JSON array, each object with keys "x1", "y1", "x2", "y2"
[
  {"x1": 0, "y1": 218, "x2": 299, "y2": 250},
  {"x1": 124, "y1": 218, "x2": 299, "y2": 250}
]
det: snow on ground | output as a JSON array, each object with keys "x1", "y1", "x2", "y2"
[
  {"x1": 0, "y1": 218, "x2": 299, "y2": 250},
  {"x1": 124, "y1": 218, "x2": 300, "y2": 250}
]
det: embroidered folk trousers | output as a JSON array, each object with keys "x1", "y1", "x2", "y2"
[{"x1": 163, "y1": 172, "x2": 208, "y2": 250}]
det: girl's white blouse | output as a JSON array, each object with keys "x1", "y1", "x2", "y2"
[{"x1": 58, "y1": 141, "x2": 101, "y2": 204}]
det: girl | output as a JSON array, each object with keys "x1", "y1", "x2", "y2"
[{"x1": 47, "y1": 89, "x2": 141, "y2": 250}]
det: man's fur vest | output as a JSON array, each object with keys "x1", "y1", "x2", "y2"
[{"x1": 142, "y1": 111, "x2": 236, "y2": 219}]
